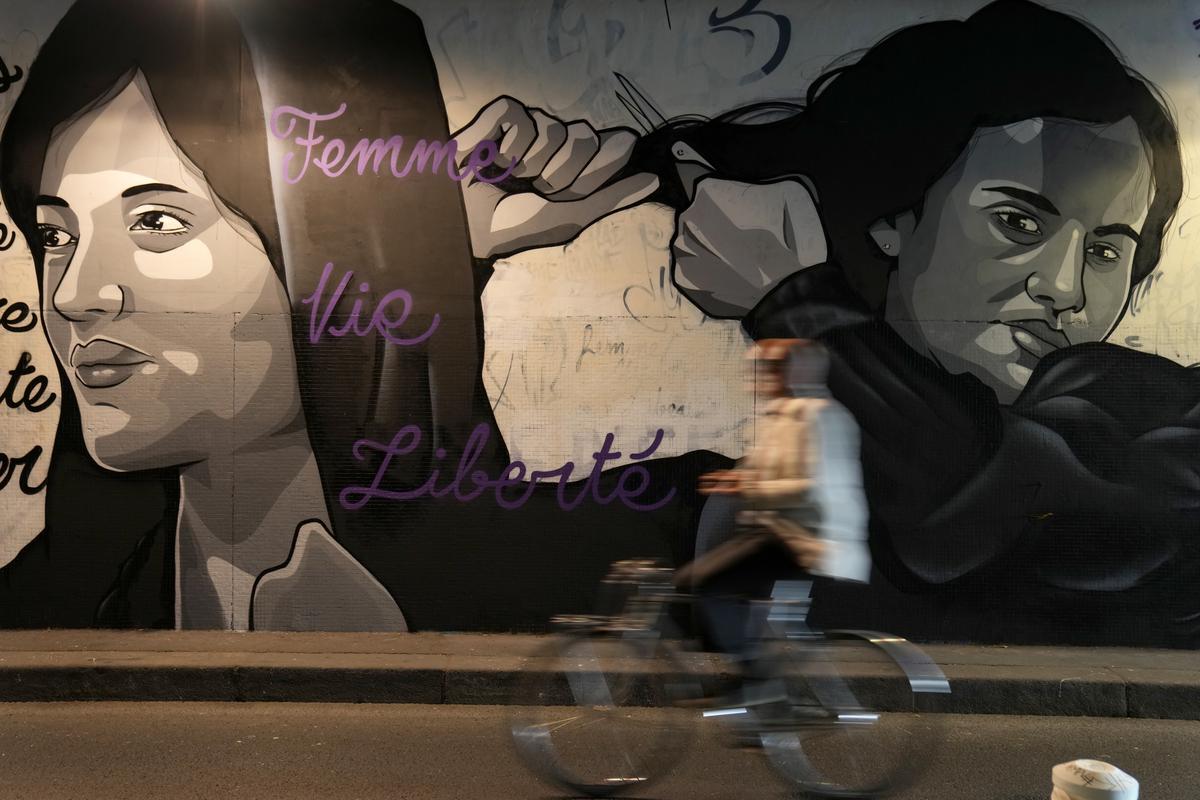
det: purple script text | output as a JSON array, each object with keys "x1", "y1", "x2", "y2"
[
  {"x1": 301, "y1": 261, "x2": 439, "y2": 347},
  {"x1": 271, "y1": 103, "x2": 517, "y2": 185},
  {"x1": 340, "y1": 424, "x2": 676, "y2": 512}
]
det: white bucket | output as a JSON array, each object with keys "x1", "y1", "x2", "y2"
[{"x1": 1051, "y1": 760, "x2": 1138, "y2": 800}]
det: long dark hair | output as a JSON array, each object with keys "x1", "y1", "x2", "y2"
[
  {"x1": 635, "y1": 0, "x2": 1183, "y2": 309},
  {"x1": 0, "y1": 0, "x2": 504, "y2": 623}
]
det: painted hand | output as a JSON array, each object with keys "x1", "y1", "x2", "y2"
[
  {"x1": 673, "y1": 178, "x2": 827, "y2": 318},
  {"x1": 454, "y1": 96, "x2": 660, "y2": 260}
]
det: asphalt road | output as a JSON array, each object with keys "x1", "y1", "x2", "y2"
[{"x1": 0, "y1": 703, "x2": 1194, "y2": 799}]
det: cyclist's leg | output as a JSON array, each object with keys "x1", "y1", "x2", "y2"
[
  {"x1": 694, "y1": 492, "x2": 739, "y2": 558},
  {"x1": 693, "y1": 498, "x2": 808, "y2": 660},
  {"x1": 701, "y1": 546, "x2": 795, "y2": 660},
  {"x1": 694, "y1": 493, "x2": 753, "y2": 654}
]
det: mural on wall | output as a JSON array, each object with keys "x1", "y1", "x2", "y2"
[{"x1": 0, "y1": 0, "x2": 1198, "y2": 647}]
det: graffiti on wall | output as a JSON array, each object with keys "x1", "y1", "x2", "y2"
[{"x1": 0, "y1": 0, "x2": 1197, "y2": 646}]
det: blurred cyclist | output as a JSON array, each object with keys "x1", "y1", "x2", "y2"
[{"x1": 688, "y1": 339, "x2": 871, "y2": 682}]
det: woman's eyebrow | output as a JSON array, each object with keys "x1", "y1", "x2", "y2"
[
  {"x1": 120, "y1": 182, "x2": 186, "y2": 199},
  {"x1": 981, "y1": 185, "x2": 1061, "y2": 216},
  {"x1": 36, "y1": 194, "x2": 69, "y2": 208},
  {"x1": 1094, "y1": 223, "x2": 1141, "y2": 245}
]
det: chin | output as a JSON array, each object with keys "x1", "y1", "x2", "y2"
[
  {"x1": 937, "y1": 348, "x2": 1027, "y2": 406},
  {"x1": 84, "y1": 426, "x2": 207, "y2": 474},
  {"x1": 971, "y1": 362, "x2": 1027, "y2": 406},
  {"x1": 86, "y1": 437, "x2": 163, "y2": 474}
]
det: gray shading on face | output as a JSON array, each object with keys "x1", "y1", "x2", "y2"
[
  {"x1": 36, "y1": 76, "x2": 302, "y2": 471},
  {"x1": 881, "y1": 117, "x2": 1153, "y2": 405}
]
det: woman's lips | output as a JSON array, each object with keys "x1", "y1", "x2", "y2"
[
  {"x1": 75, "y1": 362, "x2": 152, "y2": 388},
  {"x1": 70, "y1": 339, "x2": 154, "y2": 389},
  {"x1": 1005, "y1": 320, "x2": 1071, "y2": 359}
]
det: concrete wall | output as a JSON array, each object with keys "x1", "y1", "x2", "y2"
[{"x1": 0, "y1": 0, "x2": 1197, "y2": 646}]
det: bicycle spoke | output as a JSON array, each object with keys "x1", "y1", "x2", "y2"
[
  {"x1": 509, "y1": 631, "x2": 699, "y2": 797},
  {"x1": 757, "y1": 633, "x2": 944, "y2": 796}
]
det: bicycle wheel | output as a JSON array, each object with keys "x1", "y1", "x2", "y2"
[
  {"x1": 509, "y1": 628, "x2": 701, "y2": 797},
  {"x1": 755, "y1": 630, "x2": 948, "y2": 797}
]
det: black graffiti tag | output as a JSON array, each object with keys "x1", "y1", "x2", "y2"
[
  {"x1": 708, "y1": 0, "x2": 792, "y2": 85},
  {"x1": 0, "y1": 53, "x2": 24, "y2": 250},
  {"x1": 0, "y1": 51, "x2": 22, "y2": 93}
]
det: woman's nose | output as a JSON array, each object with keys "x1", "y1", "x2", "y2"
[
  {"x1": 52, "y1": 233, "x2": 127, "y2": 322},
  {"x1": 1025, "y1": 225, "x2": 1086, "y2": 315}
]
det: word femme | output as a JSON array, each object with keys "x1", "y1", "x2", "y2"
[{"x1": 271, "y1": 103, "x2": 516, "y2": 184}]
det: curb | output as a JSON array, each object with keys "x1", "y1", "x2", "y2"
[{"x1": 0, "y1": 632, "x2": 1194, "y2": 719}]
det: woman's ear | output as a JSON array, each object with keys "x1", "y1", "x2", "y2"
[{"x1": 868, "y1": 212, "x2": 916, "y2": 256}]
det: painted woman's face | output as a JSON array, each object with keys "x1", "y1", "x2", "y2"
[
  {"x1": 36, "y1": 76, "x2": 301, "y2": 472},
  {"x1": 883, "y1": 117, "x2": 1153, "y2": 405}
]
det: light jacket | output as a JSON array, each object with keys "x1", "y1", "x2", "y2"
[{"x1": 740, "y1": 396, "x2": 871, "y2": 583}]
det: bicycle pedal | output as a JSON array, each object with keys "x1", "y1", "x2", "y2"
[
  {"x1": 737, "y1": 681, "x2": 789, "y2": 707},
  {"x1": 677, "y1": 695, "x2": 722, "y2": 709},
  {"x1": 734, "y1": 733, "x2": 765, "y2": 750}
]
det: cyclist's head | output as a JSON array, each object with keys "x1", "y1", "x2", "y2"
[
  {"x1": 785, "y1": 340, "x2": 830, "y2": 397},
  {"x1": 746, "y1": 339, "x2": 793, "y2": 399},
  {"x1": 746, "y1": 339, "x2": 829, "y2": 398}
]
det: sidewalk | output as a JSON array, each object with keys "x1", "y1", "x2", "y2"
[{"x1": 0, "y1": 630, "x2": 1195, "y2": 719}]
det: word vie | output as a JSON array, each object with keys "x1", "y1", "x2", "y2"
[{"x1": 301, "y1": 262, "x2": 439, "y2": 347}]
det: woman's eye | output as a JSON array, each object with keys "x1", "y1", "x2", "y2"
[
  {"x1": 37, "y1": 224, "x2": 77, "y2": 250},
  {"x1": 1087, "y1": 243, "x2": 1122, "y2": 263},
  {"x1": 130, "y1": 210, "x2": 189, "y2": 234},
  {"x1": 993, "y1": 210, "x2": 1042, "y2": 237}
]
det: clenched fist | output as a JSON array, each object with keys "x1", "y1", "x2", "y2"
[{"x1": 454, "y1": 96, "x2": 660, "y2": 260}]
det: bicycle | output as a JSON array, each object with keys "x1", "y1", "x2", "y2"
[{"x1": 508, "y1": 555, "x2": 951, "y2": 798}]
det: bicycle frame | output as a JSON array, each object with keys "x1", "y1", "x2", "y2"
[
  {"x1": 515, "y1": 557, "x2": 953, "y2": 799},
  {"x1": 571, "y1": 559, "x2": 950, "y2": 703}
]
